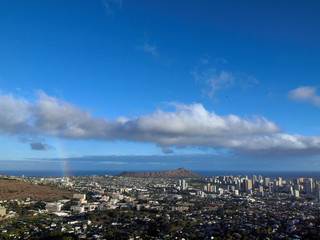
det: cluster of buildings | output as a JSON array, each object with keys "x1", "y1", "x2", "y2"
[
  {"x1": 202, "y1": 175, "x2": 320, "y2": 200},
  {"x1": 0, "y1": 173, "x2": 319, "y2": 239}
]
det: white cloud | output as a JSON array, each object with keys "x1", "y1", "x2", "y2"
[
  {"x1": 198, "y1": 69, "x2": 234, "y2": 98},
  {"x1": 200, "y1": 58, "x2": 209, "y2": 64},
  {"x1": 136, "y1": 103, "x2": 279, "y2": 137},
  {"x1": 33, "y1": 91, "x2": 109, "y2": 139},
  {"x1": 223, "y1": 133, "x2": 320, "y2": 157},
  {"x1": 0, "y1": 93, "x2": 30, "y2": 135},
  {"x1": 140, "y1": 43, "x2": 158, "y2": 57},
  {"x1": 0, "y1": 90, "x2": 320, "y2": 157},
  {"x1": 193, "y1": 69, "x2": 258, "y2": 99},
  {"x1": 214, "y1": 58, "x2": 227, "y2": 64},
  {"x1": 288, "y1": 86, "x2": 320, "y2": 106},
  {"x1": 102, "y1": 0, "x2": 123, "y2": 15}
]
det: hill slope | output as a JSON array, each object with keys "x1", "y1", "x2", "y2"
[
  {"x1": 0, "y1": 179, "x2": 75, "y2": 201},
  {"x1": 118, "y1": 168, "x2": 200, "y2": 178}
]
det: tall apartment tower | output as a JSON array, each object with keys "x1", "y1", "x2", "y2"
[
  {"x1": 178, "y1": 179, "x2": 188, "y2": 190},
  {"x1": 253, "y1": 175, "x2": 257, "y2": 187},
  {"x1": 244, "y1": 179, "x2": 253, "y2": 191},
  {"x1": 264, "y1": 177, "x2": 270, "y2": 187},
  {"x1": 177, "y1": 180, "x2": 182, "y2": 186},
  {"x1": 278, "y1": 177, "x2": 282, "y2": 187},
  {"x1": 306, "y1": 178, "x2": 313, "y2": 194},
  {"x1": 315, "y1": 182, "x2": 320, "y2": 200}
]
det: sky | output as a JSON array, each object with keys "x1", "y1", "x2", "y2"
[{"x1": 0, "y1": 0, "x2": 320, "y2": 172}]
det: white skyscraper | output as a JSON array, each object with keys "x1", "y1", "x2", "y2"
[
  {"x1": 278, "y1": 177, "x2": 282, "y2": 187},
  {"x1": 253, "y1": 175, "x2": 257, "y2": 186},
  {"x1": 178, "y1": 179, "x2": 188, "y2": 190},
  {"x1": 264, "y1": 177, "x2": 270, "y2": 187},
  {"x1": 244, "y1": 179, "x2": 252, "y2": 191}
]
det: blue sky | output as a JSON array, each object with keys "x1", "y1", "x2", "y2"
[{"x1": 0, "y1": 0, "x2": 320, "y2": 172}]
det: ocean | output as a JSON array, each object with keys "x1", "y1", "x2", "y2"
[{"x1": 0, "y1": 170, "x2": 319, "y2": 181}]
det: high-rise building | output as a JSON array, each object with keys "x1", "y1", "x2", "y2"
[
  {"x1": 253, "y1": 175, "x2": 257, "y2": 186},
  {"x1": 244, "y1": 179, "x2": 252, "y2": 191},
  {"x1": 264, "y1": 177, "x2": 270, "y2": 187},
  {"x1": 278, "y1": 177, "x2": 282, "y2": 187},
  {"x1": 294, "y1": 178, "x2": 304, "y2": 186},
  {"x1": 269, "y1": 184, "x2": 273, "y2": 193},
  {"x1": 237, "y1": 180, "x2": 241, "y2": 191},
  {"x1": 315, "y1": 182, "x2": 320, "y2": 200},
  {"x1": 306, "y1": 178, "x2": 313, "y2": 194},
  {"x1": 177, "y1": 180, "x2": 182, "y2": 186},
  {"x1": 178, "y1": 179, "x2": 188, "y2": 190},
  {"x1": 204, "y1": 183, "x2": 214, "y2": 192}
]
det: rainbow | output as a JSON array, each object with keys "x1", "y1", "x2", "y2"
[{"x1": 55, "y1": 141, "x2": 72, "y2": 177}]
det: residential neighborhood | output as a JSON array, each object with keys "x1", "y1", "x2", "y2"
[{"x1": 0, "y1": 173, "x2": 319, "y2": 239}]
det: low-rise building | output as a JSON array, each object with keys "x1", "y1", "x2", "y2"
[
  {"x1": 45, "y1": 202, "x2": 62, "y2": 212},
  {"x1": 0, "y1": 206, "x2": 6, "y2": 216},
  {"x1": 73, "y1": 193, "x2": 86, "y2": 200}
]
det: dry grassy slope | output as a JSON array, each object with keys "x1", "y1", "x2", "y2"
[{"x1": 0, "y1": 179, "x2": 75, "y2": 201}]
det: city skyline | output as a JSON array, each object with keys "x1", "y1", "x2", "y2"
[{"x1": 0, "y1": 1, "x2": 320, "y2": 171}]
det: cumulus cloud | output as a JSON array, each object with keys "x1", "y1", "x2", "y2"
[
  {"x1": 135, "y1": 103, "x2": 279, "y2": 137},
  {"x1": 1, "y1": 91, "x2": 320, "y2": 157},
  {"x1": 224, "y1": 134, "x2": 320, "y2": 157},
  {"x1": 288, "y1": 86, "x2": 320, "y2": 106},
  {"x1": 33, "y1": 92, "x2": 109, "y2": 139},
  {"x1": 0, "y1": 93, "x2": 30, "y2": 135}
]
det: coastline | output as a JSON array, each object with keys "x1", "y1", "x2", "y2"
[{"x1": 0, "y1": 169, "x2": 319, "y2": 181}]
